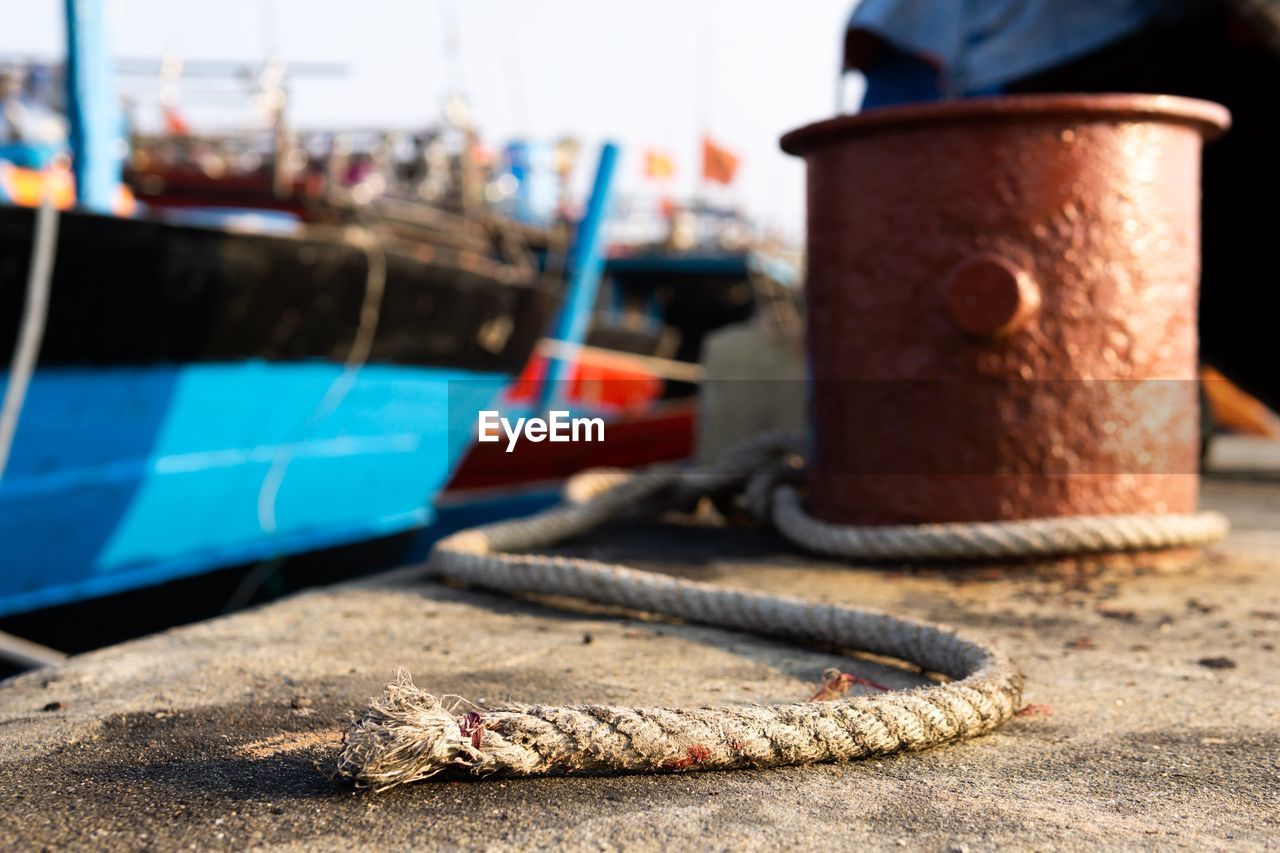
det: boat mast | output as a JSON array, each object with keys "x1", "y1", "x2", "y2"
[
  {"x1": 538, "y1": 143, "x2": 621, "y2": 411},
  {"x1": 63, "y1": 0, "x2": 123, "y2": 213}
]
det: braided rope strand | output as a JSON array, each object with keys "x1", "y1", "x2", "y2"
[{"x1": 771, "y1": 486, "x2": 1229, "y2": 561}]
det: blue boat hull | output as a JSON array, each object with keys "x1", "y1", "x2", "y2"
[{"x1": 0, "y1": 362, "x2": 505, "y2": 616}]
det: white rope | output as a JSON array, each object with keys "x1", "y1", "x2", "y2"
[
  {"x1": 687, "y1": 431, "x2": 1228, "y2": 561},
  {"x1": 0, "y1": 200, "x2": 58, "y2": 483},
  {"x1": 337, "y1": 433, "x2": 1225, "y2": 788},
  {"x1": 770, "y1": 485, "x2": 1230, "y2": 561}
]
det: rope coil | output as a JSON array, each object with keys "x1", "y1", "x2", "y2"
[{"x1": 337, "y1": 433, "x2": 1225, "y2": 788}]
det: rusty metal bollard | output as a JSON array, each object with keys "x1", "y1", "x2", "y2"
[{"x1": 781, "y1": 94, "x2": 1229, "y2": 526}]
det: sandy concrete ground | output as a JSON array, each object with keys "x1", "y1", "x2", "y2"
[{"x1": 1, "y1": 444, "x2": 1277, "y2": 850}]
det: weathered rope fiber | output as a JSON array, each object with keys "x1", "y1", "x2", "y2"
[
  {"x1": 770, "y1": 486, "x2": 1230, "y2": 561},
  {"x1": 337, "y1": 434, "x2": 1226, "y2": 788}
]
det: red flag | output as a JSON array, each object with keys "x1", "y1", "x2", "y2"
[
  {"x1": 701, "y1": 137, "x2": 739, "y2": 185},
  {"x1": 163, "y1": 105, "x2": 191, "y2": 136}
]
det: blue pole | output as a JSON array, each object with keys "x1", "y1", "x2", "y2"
[
  {"x1": 538, "y1": 142, "x2": 619, "y2": 411},
  {"x1": 63, "y1": 0, "x2": 123, "y2": 214}
]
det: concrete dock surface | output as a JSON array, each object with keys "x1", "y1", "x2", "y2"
[{"x1": 1, "y1": 439, "x2": 1278, "y2": 850}]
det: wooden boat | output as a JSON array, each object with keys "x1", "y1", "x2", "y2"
[{"x1": 0, "y1": 201, "x2": 560, "y2": 616}]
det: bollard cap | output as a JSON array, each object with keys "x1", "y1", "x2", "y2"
[{"x1": 781, "y1": 93, "x2": 1231, "y2": 157}]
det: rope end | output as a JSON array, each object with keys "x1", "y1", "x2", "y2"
[{"x1": 337, "y1": 671, "x2": 484, "y2": 790}]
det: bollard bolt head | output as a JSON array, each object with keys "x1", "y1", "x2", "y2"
[{"x1": 945, "y1": 253, "x2": 1040, "y2": 340}]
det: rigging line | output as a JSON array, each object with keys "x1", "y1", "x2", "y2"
[
  {"x1": 440, "y1": 0, "x2": 468, "y2": 105},
  {"x1": 257, "y1": 0, "x2": 280, "y2": 59},
  {"x1": 694, "y1": 0, "x2": 716, "y2": 203},
  {"x1": 0, "y1": 200, "x2": 58, "y2": 484},
  {"x1": 695, "y1": 0, "x2": 715, "y2": 135},
  {"x1": 493, "y1": 0, "x2": 530, "y2": 131}
]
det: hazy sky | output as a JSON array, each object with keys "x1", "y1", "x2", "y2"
[{"x1": 2, "y1": 0, "x2": 859, "y2": 237}]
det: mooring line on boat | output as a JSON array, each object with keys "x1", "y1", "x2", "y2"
[
  {"x1": 257, "y1": 226, "x2": 387, "y2": 534},
  {"x1": 0, "y1": 200, "x2": 59, "y2": 484},
  {"x1": 0, "y1": 628, "x2": 67, "y2": 672}
]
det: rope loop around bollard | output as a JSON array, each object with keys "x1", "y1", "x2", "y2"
[{"x1": 337, "y1": 433, "x2": 1226, "y2": 789}]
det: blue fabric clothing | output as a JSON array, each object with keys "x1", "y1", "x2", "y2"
[
  {"x1": 849, "y1": 0, "x2": 1204, "y2": 95},
  {"x1": 860, "y1": 44, "x2": 944, "y2": 108}
]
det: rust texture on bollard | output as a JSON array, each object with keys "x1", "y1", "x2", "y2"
[{"x1": 781, "y1": 94, "x2": 1230, "y2": 525}]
